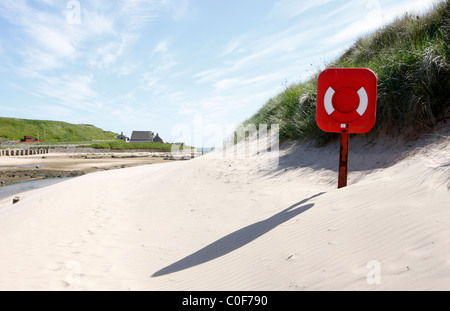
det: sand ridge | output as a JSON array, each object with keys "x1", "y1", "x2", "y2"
[{"x1": 0, "y1": 129, "x2": 448, "y2": 290}]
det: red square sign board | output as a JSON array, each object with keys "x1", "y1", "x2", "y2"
[{"x1": 316, "y1": 68, "x2": 377, "y2": 133}]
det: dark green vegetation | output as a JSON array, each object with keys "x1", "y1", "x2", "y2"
[
  {"x1": 243, "y1": 1, "x2": 449, "y2": 144},
  {"x1": 85, "y1": 141, "x2": 177, "y2": 151},
  {"x1": 0, "y1": 117, "x2": 118, "y2": 142}
]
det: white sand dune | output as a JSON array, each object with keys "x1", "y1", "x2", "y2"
[{"x1": 0, "y1": 128, "x2": 449, "y2": 291}]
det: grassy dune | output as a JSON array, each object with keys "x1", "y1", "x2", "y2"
[{"x1": 243, "y1": 1, "x2": 449, "y2": 145}]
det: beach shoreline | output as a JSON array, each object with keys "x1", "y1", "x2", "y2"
[{"x1": 0, "y1": 151, "x2": 178, "y2": 185}]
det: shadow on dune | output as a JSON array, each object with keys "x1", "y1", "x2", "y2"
[
  {"x1": 274, "y1": 138, "x2": 405, "y2": 174},
  {"x1": 274, "y1": 125, "x2": 450, "y2": 174},
  {"x1": 151, "y1": 192, "x2": 325, "y2": 277}
]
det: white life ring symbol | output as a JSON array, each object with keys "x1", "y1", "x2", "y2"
[{"x1": 324, "y1": 87, "x2": 368, "y2": 117}]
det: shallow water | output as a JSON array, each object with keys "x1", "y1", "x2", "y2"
[{"x1": 0, "y1": 177, "x2": 72, "y2": 198}]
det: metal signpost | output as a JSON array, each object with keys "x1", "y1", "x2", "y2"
[{"x1": 316, "y1": 68, "x2": 378, "y2": 189}]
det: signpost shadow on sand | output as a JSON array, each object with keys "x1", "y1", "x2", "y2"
[{"x1": 152, "y1": 192, "x2": 325, "y2": 277}]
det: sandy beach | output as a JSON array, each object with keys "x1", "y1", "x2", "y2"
[
  {"x1": 0, "y1": 151, "x2": 174, "y2": 185},
  {"x1": 0, "y1": 125, "x2": 449, "y2": 291}
]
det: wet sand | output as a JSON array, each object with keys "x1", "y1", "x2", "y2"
[{"x1": 0, "y1": 152, "x2": 175, "y2": 185}]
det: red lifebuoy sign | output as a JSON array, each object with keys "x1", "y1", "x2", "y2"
[{"x1": 316, "y1": 68, "x2": 377, "y2": 133}]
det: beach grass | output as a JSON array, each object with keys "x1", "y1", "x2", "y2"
[{"x1": 242, "y1": 1, "x2": 449, "y2": 145}]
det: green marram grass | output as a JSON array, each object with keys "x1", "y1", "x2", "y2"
[{"x1": 243, "y1": 1, "x2": 449, "y2": 145}]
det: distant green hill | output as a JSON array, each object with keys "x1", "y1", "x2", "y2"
[
  {"x1": 243, "y1": 1, "x2": 449, "y2": 144},
  {"x1": 0, "y1": 117, "x2": 118, "y2": 142}
]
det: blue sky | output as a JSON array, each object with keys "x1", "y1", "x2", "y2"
[{"x1": 0, "y1": 0, "x2": 438, "y2": 146}]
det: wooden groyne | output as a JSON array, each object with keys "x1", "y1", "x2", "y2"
[{"x1": 0, "y1": 148, "x2": 50, "y2": 156}]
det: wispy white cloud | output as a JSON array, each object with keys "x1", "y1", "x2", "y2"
[
  {"x1": 193, "y1": 68, "x2": 221, "y2": 84},
  {"x1": 36, "y1": 74, "x2": 101, "y2": 113},
  {"x1": 329, "y1": 3, "x2": 383, "y2": 44},
  {"x1": 142, "y1": 40, "x2": 179, "y2": 90},
  {"x1": 88, "y1": 33, "x2": 136, "y2": 69},
  {"x1": 0, "y1": 0, "x2": 173, "y2": 74},
  {"x1": 0, "y1": 2, "x2": 78, "y2": 72},
  {"x1": 195, "y1": 17, "x2": 323, "y2": 87},
  {"x1": 113, "y1": 61, "x2": 139, "y2": 76},
  {"x1": 81, "y1": 9, "x2": 116, "y2": 36},
  {"x1": 29, "y1": 24, "x2": 76, "y2": 58},
  {"x1": 19, "y1": 48, "x2": 63, "y2": 72},
  {"x1": 151, "y1": 40, "x2": 169, "y2": 57},
  {"x1": 0, "y1": 2, "x2": 71, "y2": 70},
  {"x1": 269, "y1": 0, "x2": 333, "y2": 20},
  {"x1": 213, "y1": 72, "x2": 282, "y2": 92},
  {"x1": 0, "y1": 0, "x2": 179, "y2": 130},
  {"x1": 217, "y1": 34, "x2": 248, "y2": 58}
]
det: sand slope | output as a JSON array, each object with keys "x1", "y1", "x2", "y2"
[{"x1": 0, "y1": 131, "x2": 449, "y2": 290}]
